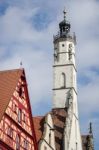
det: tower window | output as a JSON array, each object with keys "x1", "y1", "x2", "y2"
[
  {"x1": 60, "y1": 73, "x2": 66, "y2": 88},
  {"x1": 76, "y1": 142, "x2": 78, "y2": 150},
  {"x1": 49, "y1": 132, "x2": 51, "y2": 145},
  {"x1": 62, "y1": 44, "x2": 65, "y2": 47}
]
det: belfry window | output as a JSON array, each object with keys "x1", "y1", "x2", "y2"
[{"x1": 60, "y1": 73, "x2": 66, "y2": 88}]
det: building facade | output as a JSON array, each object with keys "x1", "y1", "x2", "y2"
[{"x1": 0, "y1": 69, "x2": 37, "y2": 150}]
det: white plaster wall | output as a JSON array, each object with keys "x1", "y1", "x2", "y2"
[
  {"x1": 53, "y1": 37, "x2": 82, "y2": 150},
  {"x1": 54, "y1": 41, "x2": 75, "y2": 66},
  {"x1": 39, "y1": 114, "x2": 56, "y2": 150},
  {"x1": 53, "y1": 64, "x2": 77, "y2": 108},
  {"x1": 53, "y1": 39, "x2": 77, "y2": 109},
  {"x1": 68, "y1": 115, "x2": 82, "y2": 150}
]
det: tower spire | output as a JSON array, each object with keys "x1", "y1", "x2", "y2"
[
  {"x1": 63, "y1": 7, "x2": 66, "y2": 21},
  {"x1": 89, "y1": 122, "x2": 93, "y2": 135},
  {"x1": 59, "y1": 10, "x2": 71, "y2": 37}
]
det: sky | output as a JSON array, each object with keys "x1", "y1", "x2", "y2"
[{"x1": 0, "y1": 0, "x2": 99, "y2": 149}]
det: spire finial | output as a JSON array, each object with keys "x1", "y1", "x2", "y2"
[
  {"x1": 63, "y1": 7, "x2": 66, "y2": 20},
  {"x1": 89, "y1": 122, "x2": 93, "y2": 134},
  {"x1": 20, "y1": 61, "x2": 23, "y2": 68}
]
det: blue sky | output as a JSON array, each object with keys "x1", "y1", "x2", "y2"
[{"x1": 0, "y1": 0, "x2": 99, "y2": 149}]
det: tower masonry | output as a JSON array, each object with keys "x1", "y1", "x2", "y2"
[
  {"x1": 53, "y1": 10, "x2": 77, "y2": 111},
  {"x1": 53, "y1": 10, "x2": 82, "y2": 150}
]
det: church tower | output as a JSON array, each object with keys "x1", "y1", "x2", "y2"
[
  {"x1": 53, "y1": 10, "x2": 83, "y2": 150},
  {"x1": 53, "y1": 10, "x2": 76, "y2": 109}
]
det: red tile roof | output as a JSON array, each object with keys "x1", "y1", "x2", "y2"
[
  {"x1": 0, "y1": 69, "x2": 23, "y2": 122},
  {"x1": 33, "y1": 116, "x2": 45, "y2": 142},
  {"x1": 33, "y1": 108, "x2": 67, "y2": 149}
]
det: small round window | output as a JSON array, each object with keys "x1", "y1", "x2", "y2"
[{"x1": 62, "y1": 44, "x2": 65, "y2": 47}]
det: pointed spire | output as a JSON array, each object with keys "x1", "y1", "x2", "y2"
[
  {"x1": 89, "y1": 122, "x2": 93, "y2": 135},
  {"x1": 63, "y1": 7, "x2": 67, "y2": 21},
  {"x1": 20, "y1": 61, "x2": 23, "y2": 68}
]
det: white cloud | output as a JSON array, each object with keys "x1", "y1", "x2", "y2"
[{"x1": 0, "y1": 0, "x2": 99, "y2": 148}]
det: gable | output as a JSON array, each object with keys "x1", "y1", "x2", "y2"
[
  {"x1": 0, "y1": 69, "x2": 23, "y2": 122},
  {"x1": 0, "y1": 69, "x2": 37, "y2": 150}
]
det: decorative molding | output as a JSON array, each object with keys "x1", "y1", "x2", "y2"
[
  {"x1": 53, "y1": 63, "x2": 77, "y2": 72},
  {"x1": 53, "y1": 87, "x2": 77, "y2": 95}
]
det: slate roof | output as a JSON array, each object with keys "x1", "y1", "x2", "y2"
[
  {"x1": 51, "y1": 108, "x2": 67, "y2": 150},
  {"x1": 0, "y1": 69, "x2": 23, "y2": 122},
  {"x1": 82, "y1": 135, "x2": 93, "y2": 150}
]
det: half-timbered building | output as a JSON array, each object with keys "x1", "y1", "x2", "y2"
[{"x1": 0, "y1": 69, "x2": 37, "y2": 150}]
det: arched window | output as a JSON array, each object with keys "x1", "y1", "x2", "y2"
[
  {"x1": 16, "y1": 134, "x2": 20, "y2": 150},
  {"x1": 60, "y1": 73, "x2": 66, "y2": 88}
]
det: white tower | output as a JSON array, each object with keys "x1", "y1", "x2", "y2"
[
  {"x1": 53, "y1": 10, "x2": 76, "y2": 109},
  {"x1": 53, "y1": 10, "x2": 82, "y2": 150}
]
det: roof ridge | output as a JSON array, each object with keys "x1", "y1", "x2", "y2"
[{"x1": 0, "y1": 68, "x2": 24, "y2": 73}]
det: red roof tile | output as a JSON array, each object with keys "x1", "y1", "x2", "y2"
[
  {"x1": 0, "y1": 69, "x2": 23, "y2": 121},
  {"x1": 33, "y1": 109, "x2": 67, "y2": 149},
  {"x1": 33, "y1": 116, "x2": 45, "y2": 142}
]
